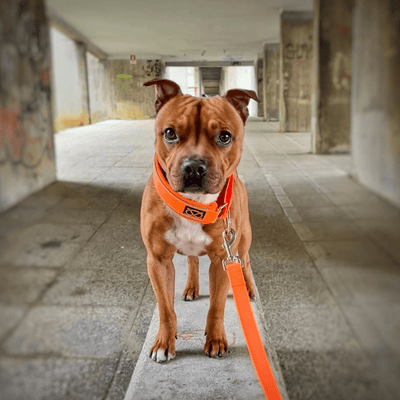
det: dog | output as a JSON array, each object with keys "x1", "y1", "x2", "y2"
[{"x1": 141, "y1": 78, "x2": 260, "y2": 362}]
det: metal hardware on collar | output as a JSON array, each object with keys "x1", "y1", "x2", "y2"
[{"x1": 222, "y1": 223, "x2": 244, "y2": 271}]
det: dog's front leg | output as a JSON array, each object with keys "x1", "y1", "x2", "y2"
[
  {"x1": 147, "y1": 254, "x2": 177, "y2": 362},
  {"x1": 204, "y1": 254, "x2": 230, "y2": 357}
]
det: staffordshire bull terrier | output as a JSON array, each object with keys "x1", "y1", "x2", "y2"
[{"x1": 141, "y1": 78, "x2": 260, "y2": 362}]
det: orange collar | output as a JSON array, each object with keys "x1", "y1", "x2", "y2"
[{"x1": 153, "y1": 155, "x2": 234, "y2": 224}]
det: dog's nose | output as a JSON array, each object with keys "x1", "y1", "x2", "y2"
[{"x1": 181, "y1": 158, "x2": 208, "y2": 192}]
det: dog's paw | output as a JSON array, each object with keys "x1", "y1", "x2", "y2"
[
  {"x1": 248, "y1": 286, "x2": 256, "y2": 300},
  {"x1": 149, "y1": 332, "x2": 176, "y2": 363},
  {"x1": 204, "y1": 333, "x2": 228, "y2": 358},
  {"x1": 182, "y1": 285, "x2": 199, "y2": 301}
]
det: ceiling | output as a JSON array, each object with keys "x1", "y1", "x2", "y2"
[{"x1": 46, "y1": 0, "x2": 312, "y2": 62}]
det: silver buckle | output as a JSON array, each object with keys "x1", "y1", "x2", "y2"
[{"x1": 221, "y1": 219, "x2": 244, "y2": 270}]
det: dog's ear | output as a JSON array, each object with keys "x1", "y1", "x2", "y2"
[
  {"x1": 143, "y1": 79, "x2": 183, "y2": 114},
  {"x1": 223, "y1": 89, "x2": 260, "y2": 125}
]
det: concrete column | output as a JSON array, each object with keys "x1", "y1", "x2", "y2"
[
  {"x1": 107, "y1": 60, "x2": 160, "y2": 119},
  {"x1": 312, "y1": 0, "x2": 354, "y2": 153},
  {"x1": 351, "y1": 0, "x2": 400, "y2": 207},
  {"x1": 263, "y1": 43, "x2": 279, "y2": 121},
  {"x1": 0, "y1": 0, "x2": 56, "y2": 211},
  {"x1": 75, "y1": 42, "x2": 91, "y2": 125},
  {"x1": 256, "y1": 58, "x2": 264, "y2": 117},
  {"x1": 279, "y1": 11, "x2": 313, "y2": 132}
]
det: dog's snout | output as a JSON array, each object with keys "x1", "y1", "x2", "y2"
[
  {"x1": 182, "y1": 158, "x2": 207, "y2": 178},
  {"x1": 181, "y1": 158, "x2": 208, "y2": 192}
]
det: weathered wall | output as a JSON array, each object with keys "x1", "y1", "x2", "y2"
[
  {"x1": 49, "y1": 27, "x2": 90, "y2": 131},
  {"x1": 107, "y1": 60, "x2": 161, "y2": 120},
  {"x1": 351, "y1": 0, "x2": 400, "y2": 207},
  {"x1": 279, "y1": 11, "x2": 313, "y2": 132},
  {"x1": 87, "y1": 52, "x2": 111, "y2": 124},
  {"x1": 256, "y1": 58, "x2": 264, "y2": 117},
  {"x1": 263, "y1": 43, "x2": 280, "y2": 121},
  {"x1": 312, "y1": 0, "x2": 353, "y2": 154},
  {"x1": 0, "y1": 0, "x2": 56, "y2": 212}
]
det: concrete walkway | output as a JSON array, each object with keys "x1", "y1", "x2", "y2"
[{"x1": 0, "y1": 118, "x2": 399, "y2": 399}]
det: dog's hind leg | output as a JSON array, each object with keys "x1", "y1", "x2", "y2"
[
  {"x1": 242, "y1": 253, "x2": 256, "y2": 299},
  {"x1": 182, "y1": 256, "x2": 199, "y2": 301}
]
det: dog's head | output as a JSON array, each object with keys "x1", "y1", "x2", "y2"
[{"x1": 144, "y1": 79, "x2": 260, "y2": 195}]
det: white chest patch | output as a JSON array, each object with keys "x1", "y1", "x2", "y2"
[{"x1": 164, "y1": 192, "x2": 219, "y2": 256}]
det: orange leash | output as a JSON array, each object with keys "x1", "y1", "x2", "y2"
[{"x1": 225, "y1": 261, "x2": 283, "y2": 400}]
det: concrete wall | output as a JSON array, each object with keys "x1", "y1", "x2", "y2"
[
  {"x1": 256, "y1": 59, "x2": 264, "y2": 117},
  {"x1": 50, "y1": 27, "x2": 90, "y2": 131},
  {"x1": 312, "y1": 0, "x2": 354, "y2": 154},
  {"x1": 0, "y1": 0, "x2": 56, "y2": 212},
  {"x1": 222, "y1": 66, "x2": 258, "y2": 118},
  {"x1": 263, "y1": 43, "x2": 280, "y2": 121},
  {"x1": 87, "y1": 52, "x2": 111, "y2": 124},
  {"x1": 107, "y1": 60, "x2": 161, "y2": 120},
  {"x1": 351, "y1": 0, "x2": 400, "y2": 207},
  {"x1": 279, "y1": 12, "x2": 313, "y2": 132}
]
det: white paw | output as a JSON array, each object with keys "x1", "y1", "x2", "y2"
[{"x1": 150, "y1": 348, "x2": 176, "y2": 363}]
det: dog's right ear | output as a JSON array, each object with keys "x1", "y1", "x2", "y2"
[{"x1": 143, "y1": 79, "x2": 183, "y2": 114}]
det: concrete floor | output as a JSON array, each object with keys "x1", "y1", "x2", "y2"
[{"x1": 0, "y1": 118, "x2": 399, "y2": 399}]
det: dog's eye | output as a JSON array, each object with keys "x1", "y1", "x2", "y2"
[
  {"x1": 216, "y1": 131, "x2": 232, "y2": 147},
  {"x1": 164, "y1": 128, "x2": 179, "y2": 143}
]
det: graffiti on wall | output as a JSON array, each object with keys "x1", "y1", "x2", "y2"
[
  {"x1": 0, "y1": 4, "x2": 55, "y2": 174},
  {"x1": 143, "y1": 60, "x2": 161, "y2": 78}
]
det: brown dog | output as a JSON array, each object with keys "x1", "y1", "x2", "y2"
[{"x1": 141, "y1": 79, "x2": 260, "y2": 362}]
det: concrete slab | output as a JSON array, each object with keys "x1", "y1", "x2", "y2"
[
  {"x1": 2, "y1": 306, "x2": 134, "y2": 358},
  {"x1": 41, "y1": 262, "x2": 149, "y2": 307},
  {"x1": 0, "y1": 304, "x2": 27, "y2": 341},
  {"x1": 124, "y1": 255, "x2": 288, "y2": 400},
  {"x1": 292, "y1": 220, "x2": 364, "y2": 241},
  {"x1": 0, "y1": 223, "x2": 95, "y2": 268},
  {"x1": 0, "y1": 356, "x2": 119, "y2": 400},
  {"x1": 67, "y1": 222, "x2": 146, "y2": 271},
  {"x1": 0, "y1": 268, "x2": 57, "y2": 304}
]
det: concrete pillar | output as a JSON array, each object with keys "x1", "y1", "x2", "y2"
[
  {"x1": 263, "y1": 44, "x2": 280, "y2": 121},
  {"x1": 0, "y1": 0, "x2": 56, "y2": 211},
  {"x1": 279, "y1": 11, "x2": 313, "y2": 132},
  {"x1": 107, "y1": 60, "x2": 161, "y2": 119},
  {"x1": 311, "y1": 0, "x2": 354, "y2": 154},
  {"x1": 75, "y1": 42, "x2": 91, "y2": 125},
  {"x1": 256, "y1": 58, "x2": 264, "y2": 117},
  {"x1": 351, "y1": 0, "x2": 400, "y2": 207}
]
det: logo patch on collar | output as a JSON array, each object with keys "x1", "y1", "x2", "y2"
[{"x1": 183, "y1": 205, "x2": 206, "y2": 220}]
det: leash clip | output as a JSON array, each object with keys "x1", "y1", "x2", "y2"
[{"x1": 222, "y1": 213, "x2": 244, "y2": 271}]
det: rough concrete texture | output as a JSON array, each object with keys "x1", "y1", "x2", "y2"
[
  {"x1": 256, "y1": 58, "x2": 264, "y2": 117},
  {"x1": 351, "y1": 0, "x2": 400, "y2": 208},
  {"x1": 0, "y1": 119, "x2": 399, "y2": 399},
  {"x1": 263, "y1": 43, "x2": 280, "y2": 121},
  {"x1": 87, "y1": 52, "x2": 112, "y2": 124},
  {"x1": 312, "y1": 0, "x2": 354, "y2": 154},
  {"x1": 50, "y1": 27, "x2": 91, "y2": 131},
  {"x1": 279, "y1": 12, "x2": 313, "y2": 132},
  {"x1": 107, "y1": 60, "x2": 161, "y2": 120},
  {"x1": 124, "y1": 255, "x2": 288, "y2": 400},
  {"x1": 0, "y1": 0, "x2": 56, "y2": 212}
]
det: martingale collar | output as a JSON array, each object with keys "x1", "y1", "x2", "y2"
[{"x1": 153, "y1": 154, "x2": 234, "y2": 224}]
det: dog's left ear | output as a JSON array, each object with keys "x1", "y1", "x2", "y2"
[
  {"x1": 223, "y1": 89, "x2": 260, "y2": 125},
  {"x1": 144, "y1": 79, "x2": 183, "y2": 114}
]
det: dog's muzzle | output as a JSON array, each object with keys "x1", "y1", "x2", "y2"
[{"x1": 181, "y1": 157, "x2": 208, "y2": 192}]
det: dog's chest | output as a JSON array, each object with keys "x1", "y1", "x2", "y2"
[
  {"x1": 164, "y1": 192, "x2": 218, "y2": 256},
  {"x1": 165, "y1": 213, "x2": 212, "y2": 256}
]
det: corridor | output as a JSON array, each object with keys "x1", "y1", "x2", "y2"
[{"x1": 0, "y1": 119, "x2": 399, "y2": 399}]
